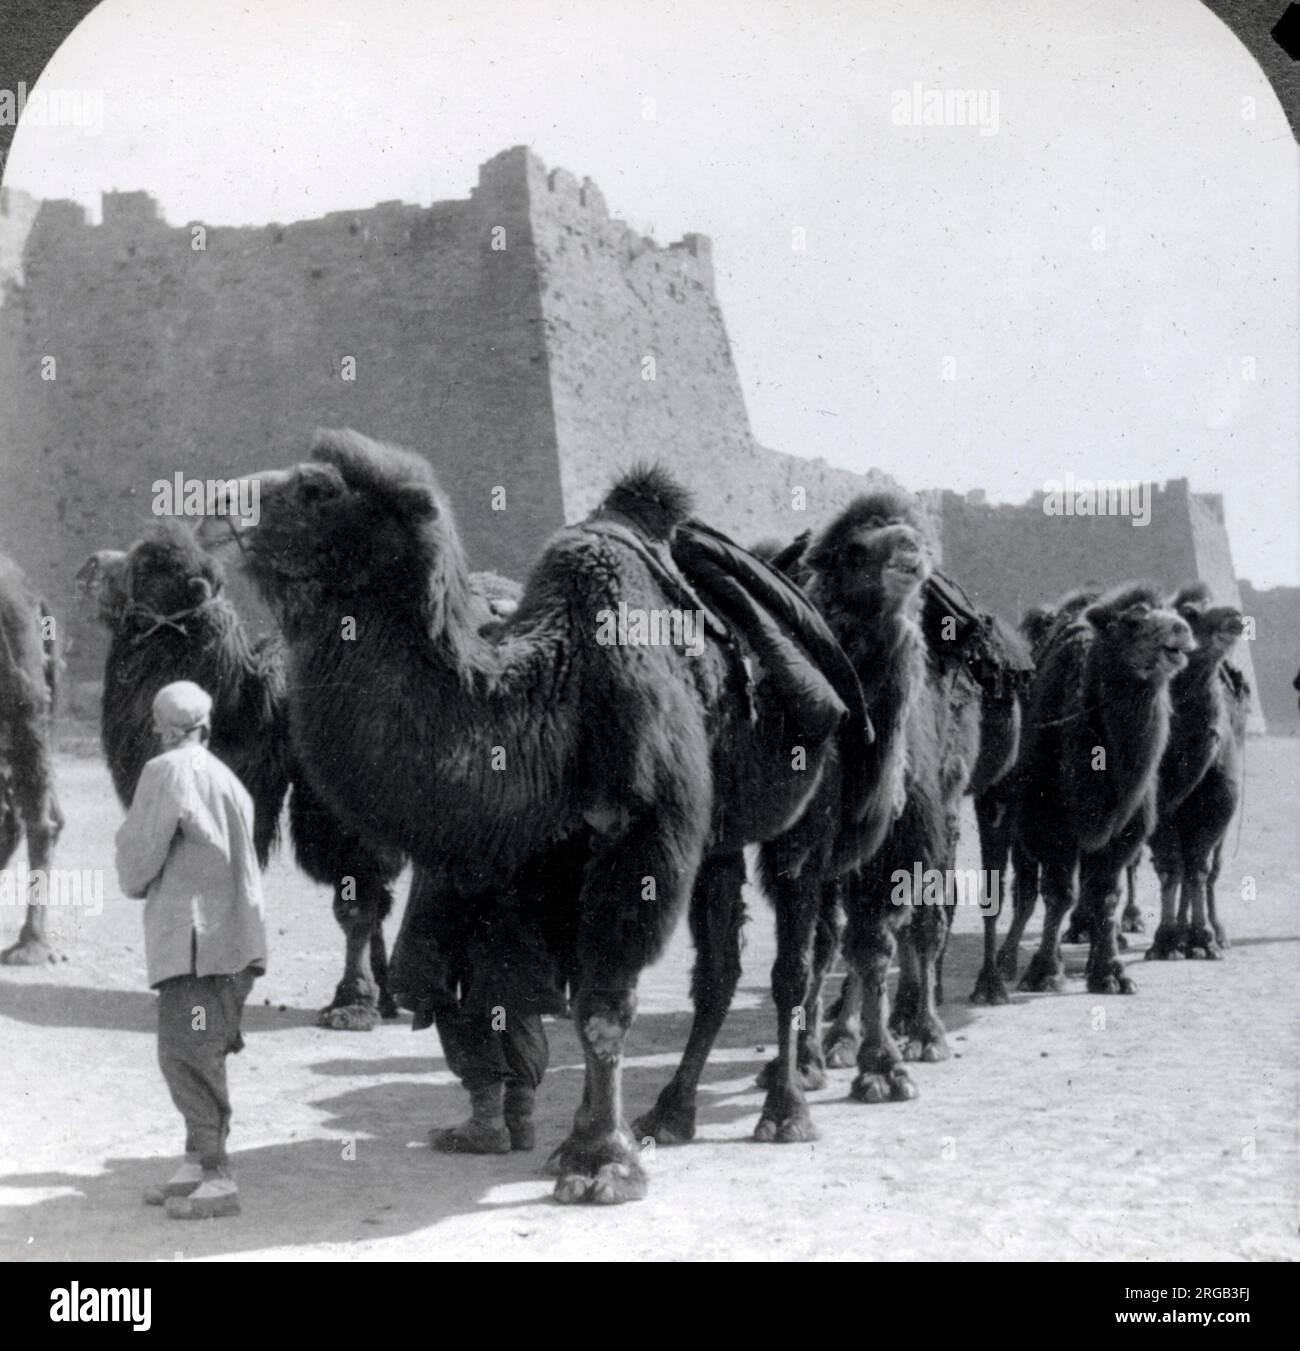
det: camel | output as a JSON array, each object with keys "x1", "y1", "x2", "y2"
[
  {"x1": 0, "y1": 553, "x2": 64, "y2": 965},
  {"x1": 1144, "y1": 582, "x2": 1248, "y2": 961},
  {"x1": 1004, "y1": 583, "x2": 1194, "y2": 996},
  {"x1": 205, "y1": 429, "x2": 870, "y2": 1203},
  {"x1": 75, "y1": 523, "x2": 413, "y2": 1028},
  {"x1": 992, "y1": 588, "x2": 1142, "y2": 976},
  {"x1": 965, "y1": 614, "x2": 1035, "y2": 1006},
  {"x1": 760, "y1": 494, "x2": 983, "y2": 1105}
]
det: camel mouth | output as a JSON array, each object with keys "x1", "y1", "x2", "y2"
[
  {"x1": 195, "y1": 510, "x2": 252, "y2": 550},
  {"x1": 883, "y1": 560, "x2": 925, "y2": 586},
  {"x1": 1154, "y1": 643, "x2": 1190, "y2": 674}
]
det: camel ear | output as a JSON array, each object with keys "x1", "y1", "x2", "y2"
[
  {"x1": 1089, "y1": 600, "x2": 1148, "y2": 631},
  {"x1": 393, "y1": 482, "x2": 440, "y2": 522}
]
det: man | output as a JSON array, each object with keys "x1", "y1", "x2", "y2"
[{"x1": 115, "y1": 680, "x2": 266, "y2": 1220}]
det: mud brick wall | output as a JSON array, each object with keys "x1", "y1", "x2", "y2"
[
  {"x1": 0, "y1": 163, "x2": 567, "y2": 676},
  {"x1": 0, "y1": 150, "x2": 1268, "y2": 733},
  {"x1": 936, "y1": 481, "x2": 1264, "y2": 728},
  {"x1": 1237, "y1": 581, "x2": 1300, "y2": 735}
]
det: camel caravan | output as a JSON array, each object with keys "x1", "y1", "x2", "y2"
[{"x1": 0, "y1": 426, "x2": 1250, "y2": 1204}]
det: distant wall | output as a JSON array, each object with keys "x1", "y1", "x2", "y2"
[
  {"x1": 0, "y1": 165, "x2": 567, "y2": 676},
  {"x1": 1237, "y1": 582, "x2": 1300, "y2": 735},
  {"x1": 0, "y1": 150, "x2": 1271, "y2": 733},
  {"x1": 936, "y1": 480, "x2": 1264, "y2": 729}
]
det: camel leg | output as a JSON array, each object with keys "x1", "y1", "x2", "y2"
[
  {"x1": 1146, "y1": 823, "x2": 1185, "y2": 960},
  {"x1": 550, "y1": 984, "x2": 646, "y2": 1204},
  {"x1": 754, "y1": 871, "x2": 824, "y2": 1143},
  {"x1": 1018, "y1": 857, "x2": 1073, "y2": 992},
  {"x1": 549, "y1": 811, "x2": 701, "y2": 1204},
  {"x1": 369, "y1": 925, "x2": 398, "y2": 1018},
  {"x1": 634, "y1": 852, "x2": 746, "y2": 1145},
  {"x1": 1206, "y1": 843, "x2": 1228, "y2": 949},
  {"x1": 1180, "y1": 862, "x2": 1220, "y2": 960},
  {"x1": 318, "y1": 873, "x2": 395, "y2": 1031},
  {"x1": 823, "y1": 967, "x2": 863, "y2": 1068},
  {"x1": 1082, "y1": 841, "x2": 1138, "y2": 995},
  {"x1": 845, "y1": 875, "x2": 915, "y2": 1104},
  {"x1": 970, "y1": 793, "x2": 1012, "y2": 1005},
  {"x1": 756, "y1": 878, "x2": 840, "y2": 1091},
  {"x1": 1120, "y1": 857, "x2": 1144, "y2": 934},
  {"x1": 894, "y1": 902, "x2": 951, "y2": 1062},
  {"x1": 1180, "y1": 817, "x2": 1224, "y2": 960},
  {"x1": 1, "y1": 727, "x2": 62, "y2": 966},
  {"x1": 996, "y1": 843, "x2": 1038, "y2": 982}
]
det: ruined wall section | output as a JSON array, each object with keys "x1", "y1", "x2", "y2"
[{"x1": 0, "y1": 171, "x2": 566, "y2": 675}]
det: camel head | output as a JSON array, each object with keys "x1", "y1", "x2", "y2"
[
  {"x1": 1019, "y1": 603, "x2": 1059, "y2": 658},
  {"x1": 1083, "y1": 582, "x2": 1195, "y2": 683},
  {"x1": 806, "y1": 489, "x2": 933, "y2": 612},
  {"x1": 201, "y1": 427, "x2": 473, "y2": 637},
  {"x1": 74, "y1": 548, "x2": 129, "y2": 624},
  {"x1": 1169, "y1": 582, "x2": 1246, "y2": 659},
  {"x1": 77, "y1": 522, "x2": 222, "y2": 630}
]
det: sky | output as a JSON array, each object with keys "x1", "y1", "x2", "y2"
[{"x1": 5, "y1": 0, "x2": 1298, "y2": 586}]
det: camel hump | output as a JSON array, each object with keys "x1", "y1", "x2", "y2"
[
  {"x1": 599, "y1": 464, "x2": 694, "y2": 541},
  {"x1": 671, "y1": 520, "x2": 876, "y2": 836}
]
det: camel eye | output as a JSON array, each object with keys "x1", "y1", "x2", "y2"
[{"x1": 298, "y1": 476, "x2": 336, "y2": 506}]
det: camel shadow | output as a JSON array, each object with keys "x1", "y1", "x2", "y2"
[
  {"x1": 0, "y1": 980, "x2": 320, "y2": 1032},
  {"x1": 0, "y1": 1076, "x2": 561, "y2": 1262},
  {"x1": 4, "y1": 980, "x2": 1008, "y2": 1260}
]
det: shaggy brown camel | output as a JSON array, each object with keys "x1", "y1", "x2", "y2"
[
  {"x1": 1144, "y1": 583, "x2": 1248, "y2": 961},
  {"x1": 1007, "y1": 583, "x2": 1194, "y2": 996},
  {"x1": 789, "y1": 494, "x2": 983, "y2": 1103},
  {"x1": 206, "y1": 429, "x2": 869, "y2": 1203},
  {"x1": 0, "y1": 553, "x2": 64, "y2": 965},
  {"x1": 75, "y1": 524, "x2": 406, "y2": 1027}
]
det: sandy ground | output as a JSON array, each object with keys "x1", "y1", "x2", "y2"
[{"x1": 1, "y1": 739, "x2": 1297, "y2": 1263}]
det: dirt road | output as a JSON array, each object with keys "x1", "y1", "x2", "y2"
[{"x1": 2, "y1": 740, "x2": 1296, "y2": 1261}]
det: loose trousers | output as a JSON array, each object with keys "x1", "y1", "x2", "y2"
[{"x1": 156, "y1": 969, "x2": 256, "y2": 1170}]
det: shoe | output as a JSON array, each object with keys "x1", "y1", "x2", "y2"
[
  {"x1": 165, "y1": 1175, "x2": 240, "y2": 1219},
  {"x1": 143, "y1": 1158, "x2": 203, "y2": 1206},
  {"x1": 429, "y1": 1083, "x2": 511, "y2": 1154},
  {"x1": 428, "y1": 1120, "x2": 512, "y2": 1154}
]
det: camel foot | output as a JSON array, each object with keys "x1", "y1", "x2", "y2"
[
  {"x1": 0, "y1": 937, "x2": 56, "y2": 966},
  {"x1": 1061, "y1": 920, "x2": 1090, "y2": 945},
  {"x1": 823, "y1": 1028, "x2": 861, "y2": 1068},
  {"x1": 1116, "y1": 932, "x2": 1130, "y2": 953},
  {"x1": 899, "y1": 1023, "x2": 951, "y2": 1064},
  {"x1": 753, "y1": 1085, "x2": 817, "y2": 1143},
  {"x1": 995, "y1": 945, "x2": 1020, "y2": 984},
  {"x1": 428, "y1": 1120, "x2": 511, "y2": 1154},
  {"x1": 1145, "y1": 923, "x2": 1185, "y2": 961},
  {"x1": 547, "y1": 1131, "x2": 648, "y2": 1204},
  {"x1": 1184, "y1": 927, "x2": 1222, "y2": 961},
  {"x1": 1018, "y1": 953, "x2": 1065, "y2": 993},
  {"x1": 969, "y1": 964, "x2": 1010, "y2": 1006},
  {"x1": 849, "y1": 1066, "x2": 917, "y2": 1104},
  {"x1": 316, "y1": 1002, "x2": 381, "y2": 1031},
  {"x1": 1120, "y1": 908, "x2": 1145, "y2": 935},
  {"x1": 378, "y1": 991, "x2": 400, "y2": 1019},
  {"x1": 632, "y1": 1095, "x2": 696, "y2": 1146},
  {"x1": 1212, "y1": 923, "x2": 1230, "y2": 950},
  {"x1": 1086, "y1": 968, "x2": 1137, "y2": 995},
  {"x1": 755, "y1": 1055, "x2": 827, "y2": 1092}
]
